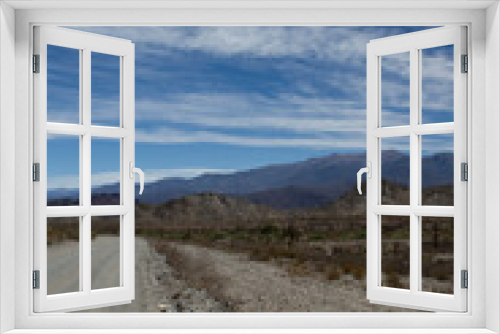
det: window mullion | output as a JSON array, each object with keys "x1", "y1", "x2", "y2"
[
  {"x1": 409, "y1": 47, "x2": 420, "y2": 294},
  {"x1": 82, "y1": 48, "x2": 92, "y2": 294}
]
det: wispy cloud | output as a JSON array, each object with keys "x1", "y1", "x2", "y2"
[
  {"x1": 135, "y1": 127, "x2": 366, "y2": 149},
  {"x1": 70, "y1": 26, "x2": 380, "y2": 62},
  {"x1": 49, "y1": 26, "x2": 452, "y2": 159},
  {"x1": 132, "y1": 96, "x2": 368, "y2": 134},
  {"x1": 48, "y1": 168, "x2": 235, "y2": 190}
]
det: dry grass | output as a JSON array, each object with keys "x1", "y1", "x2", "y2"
[
  {"x1": 47, "y1": 204, "x2": 453, "y2": 294},
  {"x1": 47, "y1": 218, "x2": 79, "y2": 245}
]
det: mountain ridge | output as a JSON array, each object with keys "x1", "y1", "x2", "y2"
[{"x1": 48, "y1": 151, "x2": 453, "y2": 209}]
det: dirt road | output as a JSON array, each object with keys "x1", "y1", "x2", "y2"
[
  {"x1": 48, "y1": 237, "x2": 414, "y2": 312},
  {"x1": 47, "y1": 236, "x2": 227, "y2": 312},
  {"x1": 171, "y1": 242, "x2": 415, "y2": 312}
]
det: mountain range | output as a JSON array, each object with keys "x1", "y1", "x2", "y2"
[{"x1": 48, "y1": 150, "x2": 453, "y2": 209}]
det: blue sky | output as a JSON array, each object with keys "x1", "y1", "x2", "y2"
[{"x1": 46, "y1": 26, "x2": 454, "y2": 190}]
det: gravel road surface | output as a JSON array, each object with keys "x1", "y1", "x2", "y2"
[
  {"x1": 47, "y1": 236, "x2": 227, "y2": 312},
  {"x1": 48, "y1": 237, "x2": 415, "y2": 312},
  {"x1": 172, "y1": 242, "x2": 415, "y2": 312}
]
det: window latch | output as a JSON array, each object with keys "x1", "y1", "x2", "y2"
[
  {"x1": 129, "y1": 161, "x2": 145, "y2": 195},
  {"x1": 357, "y1": 162, "x2": 371, "y2": 195}
]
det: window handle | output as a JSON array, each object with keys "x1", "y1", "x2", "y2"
[
  {"x1": 129, "y1": 162, "x2": 145, "y2": 195},
  {"x1": 357, "y1": 162, "x2": 371, "y2": 195}
]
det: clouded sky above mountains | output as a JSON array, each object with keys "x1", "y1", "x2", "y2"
[{"x1": 47, "y1": 26, "x2": 454, "y2": 190}]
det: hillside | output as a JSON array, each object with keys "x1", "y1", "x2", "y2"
[
  {"x1": 323, "y1": 180, "x2": 452, "y2": 217},
  {"x1": 154, "y1": 192, "x2": 281, "y2": 223},
  {"x1": 135, "y1": 192, "x2": 286, "y2": 231},
  {"x1": 49, "y1": 151, "x2": 454, "y2": 210},
  {"x1": 132, "y1": 180, "x2": 452, "y2": 233}
]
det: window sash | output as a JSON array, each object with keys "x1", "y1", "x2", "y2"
[
  {"x1": 32, "y1": 26, "x2": 136, "y2": 313},
  {"x1": 366, "y1": 26, "x2": 468, "y2": 312}
]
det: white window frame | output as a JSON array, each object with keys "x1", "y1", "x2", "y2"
[
  {"x1": 366, "y1": 26, "x2": 468, "y2": 312},
  {"x1": 0, "y1": 1, "x2": 499, "y2": 333},
  {"x1": 33, "y1": 26, "x2": 136, "y2": 313}
]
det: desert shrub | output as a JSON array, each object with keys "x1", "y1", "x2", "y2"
[
  {"x1": 287, "y1": 260, "x2": 311, "y2": 277},
  {"x1": 47, "y1": 224, "x2": 80, "y2": 245},
  {"x1": 231, "y1": 231, "x2": 253, "y2": 241},
  {"x1": 324, "y1": 265, "x2": 343, "y2": 281},
  {"x1": 337, "y1": 228, "x2": 366, "y2": 240},
  {"x1": 383, "y1": 271, "x2": 407, "y2": 289},
  {"x1": 259, "y1": 224, "x2": 279, "y2": 236},
  {"x1": 342, "y1": 263, "x2": 366, "y2": 280},
  {"x1": 308, "y1": 232, "x2": 328, "y2": 241}
]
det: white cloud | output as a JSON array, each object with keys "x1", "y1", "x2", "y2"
[
  {"x1": 48, "y1": 168, "x2": 235, "y2": 190},
  {"x1": 421, "y1": 55, "x2": 454, "y2": 113},
  {"x1": 135, "y1": 127, "x2": 366, "y2": 149},
  {"x1": 142, "y1": 168, "x2": 236, "y2": 182},
  {"x1": 92, "y1": 171, "x2": 121, "y2": 188},
  {"x1": 48, "y1": 175, "x2": 80, "y2": 190},
  {"x1": 55, "y1": 26, "x2": 453, "y2": 138},
  {"x1": 87, "y1": 91, "x2": 415, "y2": 149},
  {"x1": 130, "y1": 97, "x2": 368, "y2": 134},
  {"x1": 70, "y1": 26, "x2": 378, "y2": 62}
]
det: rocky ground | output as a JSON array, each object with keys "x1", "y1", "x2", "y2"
[
  {"x1": 51, "y1": 236, "x2": 417, "y2": 313},
  {"x1": 166, "y1": 242, "x2": 415, "y2": 312},
  {"x1": 82, "y1": 237, "x2": 228, "y2": 312}
]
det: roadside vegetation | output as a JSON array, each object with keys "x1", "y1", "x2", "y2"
[{"x1": 48, "y1": 182, "x2": 454, "y2": 296}]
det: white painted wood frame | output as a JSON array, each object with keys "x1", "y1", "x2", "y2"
[
  {"x1": 32, "y1": 26, "x2": 135, "y2": 313},
  {"x1": 366, "y1": 26, "x2": 467, "y2": 312},
  {"x1": 0, "y1": 2, "x2": 17, "y2": 333},
  {"x1": 4, "y1": 3, "x2": 494, "y2": 333}
]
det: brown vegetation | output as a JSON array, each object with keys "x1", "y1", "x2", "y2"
[{"x1": 48, "y1": 182, "x2": 454, "y2": 295}]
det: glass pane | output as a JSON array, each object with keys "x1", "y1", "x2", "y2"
[
  {"x1": 381, "y1": 52, "x2": 410, "y2": 127},
  {"x1": 91, "y1": 216, "x2": 121, "y2": 290},
  {"x1": 381, "y1": 136, "x2": 410, "y2": 205},
  {"x1": 421, "y1": 134, "x2": 454, "y2": 206},
  {"x1": 91, "y1": 137, "x2": 121, "y2": 205},
  {"x1": 421, "y1": 217, "x2": 454, "y2": 294},
  {"x1": 381, "y1": 215, "x2": 410, "y2": 290},
  {"x1": 47, "y1": 45, "x2": 80, "y2": 124},
  {"x1": 421, "y1": 45, "x2": 454, "y2": 124},
  {"x1": 47, "y1": 134, "x2": 80, "y2": 206},
  {"x1": 92, "y1": 52, "x2": 121, "y2": 127},
  {"x1": 47, "y1": 217, "x2": 80, "y2": 295}
]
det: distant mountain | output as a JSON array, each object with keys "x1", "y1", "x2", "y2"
[
  {"x1": 86, "y1": 151, "x2": 369, "y2": 204},
  {"x1": 240, "y1": 186, "x2": 333, "y2": 209},
  {"x1": 381, "y1": 150, "x2": 454, "y2": 187},
  {"x1": 47, "y1": 193, "x2": 121, "y2": 206},
  {"x1": 49, "y1": 151, "x2": 454, "y2": 209},
  {"x1": 47, "y1": 189, "x2": 79, "y2": 200}
]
